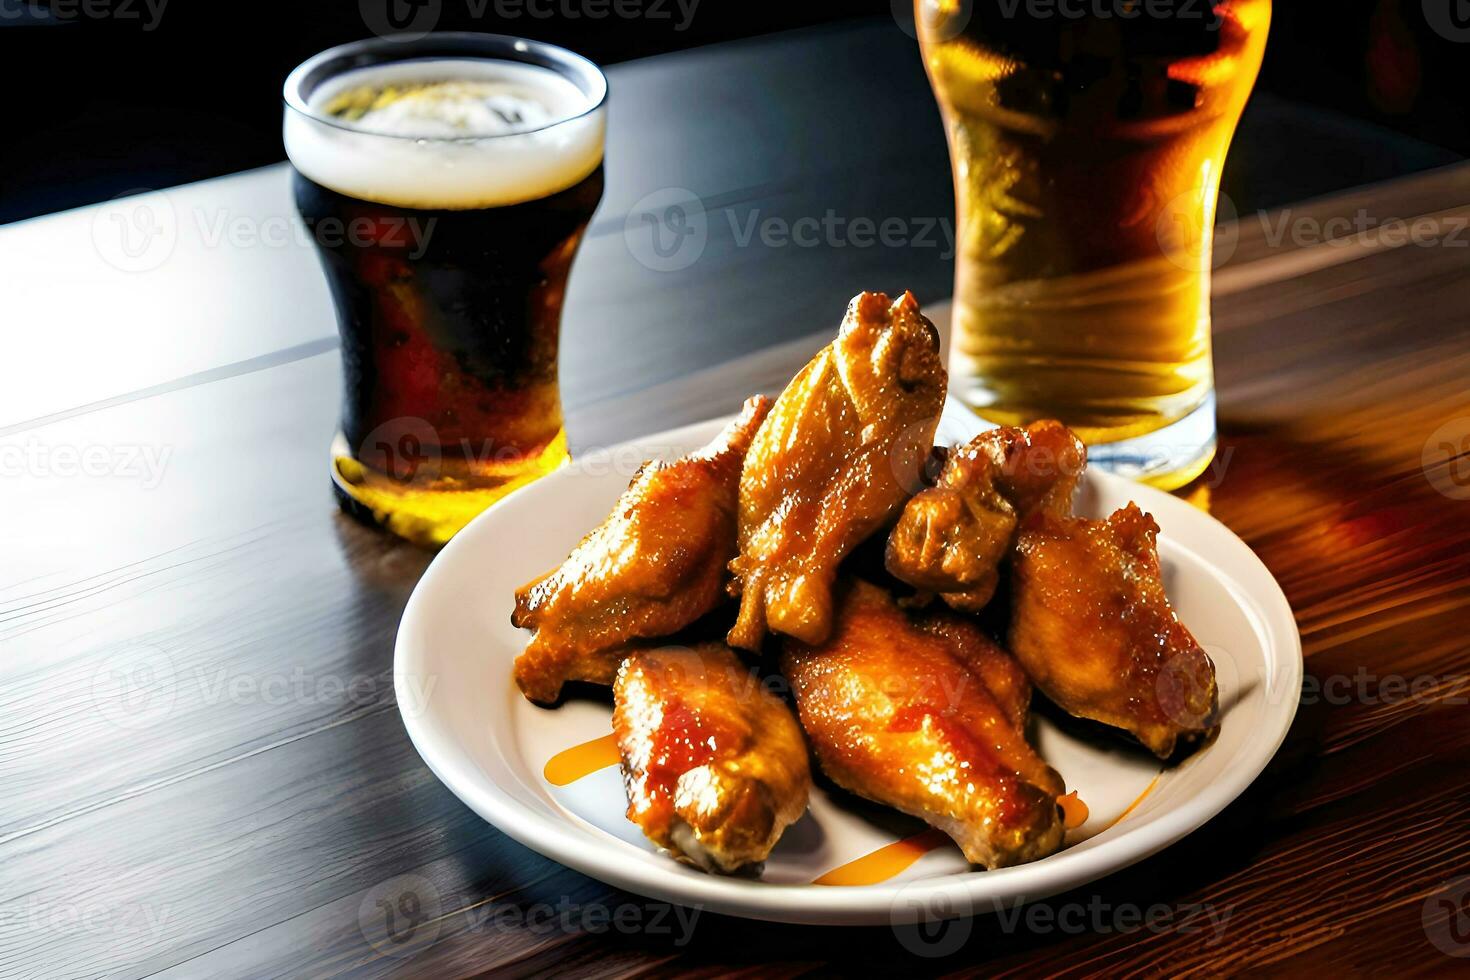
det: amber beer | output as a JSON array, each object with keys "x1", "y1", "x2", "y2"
[
  {"x1": 918, "y1": 0, "x2": 1269, "y2": 488},
  {"x1": 283, "y1": 35, "x2": 606, "y2": 545}
]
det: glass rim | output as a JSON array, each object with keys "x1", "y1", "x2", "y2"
[{"x1": 282, "y1": 32, "x2": 608, "y2": 144}]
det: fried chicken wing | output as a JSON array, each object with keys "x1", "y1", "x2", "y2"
[
  {"x1": 914, "y1": 612, "x2": 1032, "y2": 732},
  {"x1": 782, "y1": 580, "x2": 1065, "y2": 869},
  {"x1": 613, "y1": 644, "x2": 811, "y2": 872},
  {"x1": 512, "y1": 397, "x2": 771, "y2": 704},
  {"x1": 728, "y1": 292, "x2": 946, "y2": 649},
  {"x1": 886, "y1": 421, "x2": 1086, "y2": 612},
  {"x1": 1009, "y1": 504, "x2": 1218, "y2": 758}
]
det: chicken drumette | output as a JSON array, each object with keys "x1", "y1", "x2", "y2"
[
  {"x1": 886, "y1": 420, "x2": 1086, "y2": 612},
  {"x1": 613, "y1": 643, "x2": 811, "y2": 872},
  {"x1": 512, "y1": 396, "x2": 771, "y2": 704},
  {"x1": 728, "y1": 291, "x2": 946, "y2": 650},
  {"x1": 1009, "y1": 504, "x2": 1219, "y2": 758},
  {"x1": 782, "y1": 579, "x2": 1065, "y2": 869}
]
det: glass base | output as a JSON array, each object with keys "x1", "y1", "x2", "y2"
[
  {"x1": 330, "y1": 430, "x2": 568, "y2": 548},
  {"x1": 1083, "y1": 392, "x2": 1217, "y2": 492}
]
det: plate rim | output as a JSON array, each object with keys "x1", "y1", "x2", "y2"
[{"x1": 394, "y1": 407, "x2": 1303, "y2": 926}]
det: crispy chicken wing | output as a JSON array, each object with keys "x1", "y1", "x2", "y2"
[
  {"x1": 913, "y1": 612, "x2": 1033, "y2": 732},
  {"x1": 512, "y1": 396, "x2": 771, "y2": 703},
  {"x1": 728, "y1": 291, "x2": 946, "y2": 649},
  {"x1": 886, "y1": 421, "x2": 1086, "y2": 612},
  {"x1": 613, "y1": 644, "x2": 811, "y2": 872},
  {"x1": 1009, "y1": 504, "x2": 1219, "y2": 758},
  {"x1": 782, "y1": 580, "x2": 1065, "y2": 869}
]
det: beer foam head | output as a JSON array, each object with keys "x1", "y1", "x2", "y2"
[{"x1": 285, "y1": 57, "x2": 605, "y2": 209}]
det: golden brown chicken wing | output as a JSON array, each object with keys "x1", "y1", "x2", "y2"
[
  {"x1": 1009, "y1": 504, "x2": 1218, "y2": 758},
  {"x1": 886, "y1": 420, "x2": 1086, "y2": 612},
  {"x1": 913, "y1": 612, "x2": 1032, "y2": 732},
  {"x1": 782, "y1": 580, "x2": 1065, "y2": 869},
  {"x1": 728, "y1": 291, "x2": 946, "y2": 650},
  {"x1": 613, "y1": 643, "x2": 811, "y2": 872},
  {"x1": 512, "y1": 396, "x2": 771, "y2": 704}
]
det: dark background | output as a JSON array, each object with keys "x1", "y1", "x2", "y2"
[{"x1": 1, "y1": 0, "x2": 1466, "y2": 225}]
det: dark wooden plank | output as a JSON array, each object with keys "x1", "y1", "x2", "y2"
[
  {"x1": 1223, "y1": 161, "x2": 1470, "y2": 271},
  {"x1": 5, "y1": 23, "x2": 1470, "y2": 980},
  {"x1": 4, "y1": 161, "x2": 1470, "y2": 976}
]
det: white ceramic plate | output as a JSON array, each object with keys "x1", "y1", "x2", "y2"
[{"x1": 395, "y1": 398, "x2": 1302, "y2": 925}]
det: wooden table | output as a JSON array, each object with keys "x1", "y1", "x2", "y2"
[{"x1": 4, "y1": 19, "x2": 1469, "y2": 979}]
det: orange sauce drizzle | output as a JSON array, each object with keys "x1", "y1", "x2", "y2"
[
  {"x1": 1103, "y1": 773, "x2": 1163, "y2": 832},
  {"x1": 812, "y1": 828, "x2": 951, "y2": 886},
  {"x1": 1057, "y1": 791, "x2": 1090, "y2": 830},
  {"x1": 543, "y1": 732, "x2": 620, "y2": 786}
]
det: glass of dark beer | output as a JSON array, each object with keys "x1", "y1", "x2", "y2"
[{"x1": 283, "y1": 34, "x2": 606, "y2": 545}]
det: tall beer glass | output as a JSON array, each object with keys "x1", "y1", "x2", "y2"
[
  {"x1": 284, "y1": 34, "x2": 606, "y2": 545},
  {"x1": 918, "y1": 1, "x2": 1269, "y2": 489}
]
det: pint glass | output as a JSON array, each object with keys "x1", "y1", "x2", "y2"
[
  {"x1": 284, "y1": 34, "x2": 606, "y2": 544},
  {"x1": 918, "y1": 1, "x2": 1269, "y2": 488}
]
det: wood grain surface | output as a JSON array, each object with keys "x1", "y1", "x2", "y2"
[{"x1": 3, "y1": 19, "x2": 1470, "y2": 980}]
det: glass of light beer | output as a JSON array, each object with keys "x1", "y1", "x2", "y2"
[
  {"x1": 917, "y1": 0, "x2": 1269, "y2": 489},
  {"x1": 283, "y1": 34, "x2": 606, "y2": 545}
]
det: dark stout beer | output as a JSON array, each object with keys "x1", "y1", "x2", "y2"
[{"x1": 284, "y1": 36, "x2": 606, "y2": 544}]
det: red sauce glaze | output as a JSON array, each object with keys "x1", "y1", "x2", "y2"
[{"x1": 637, "y1": 701, "x2": 743, "y2": 826}]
